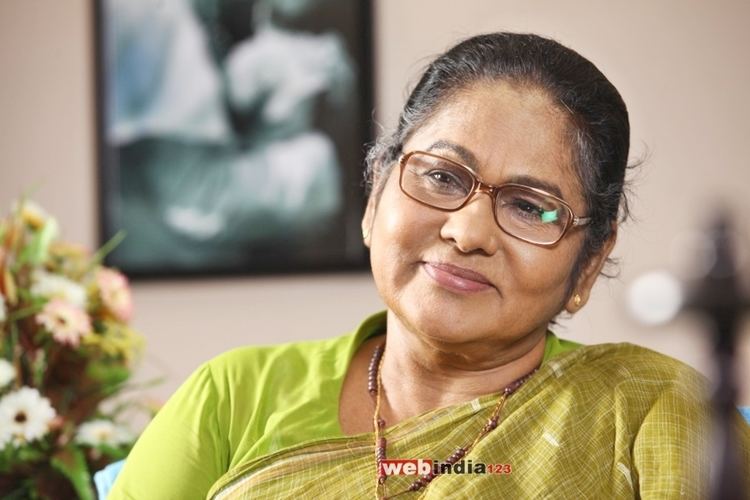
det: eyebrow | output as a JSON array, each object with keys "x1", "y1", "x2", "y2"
[
  {"x1": 424, "y1": 140, "x2": 565, "y2": 199},
  {"x1": 426, "y1": 140, "x2": 480, "y2": 167},
  {"x1": 504, "y1": 175, "x2": 564, "y2": 199}
]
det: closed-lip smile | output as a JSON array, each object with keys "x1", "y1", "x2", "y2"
[{"x1": 422, "y1": 261, "x2": 495, "y2": 293}]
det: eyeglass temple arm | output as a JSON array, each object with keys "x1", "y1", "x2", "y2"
[{"x1": 572, "y1": 216, "x2": 592, "y2": 227}]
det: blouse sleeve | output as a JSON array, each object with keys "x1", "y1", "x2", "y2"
[{"x1": 108, "y1": 362, "x2": 229, "y2": 500}]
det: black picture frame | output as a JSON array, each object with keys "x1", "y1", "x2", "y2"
[{"x1": 93, "y1": 0, "x2": 373, "y2": 279}]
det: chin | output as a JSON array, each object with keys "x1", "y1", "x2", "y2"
[{"x1": 399, "y1": 297, "x2": 493, "y2": 346}]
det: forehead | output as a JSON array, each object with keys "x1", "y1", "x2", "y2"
[{"x1": 403, "y1": 81, "x2": 582, "y2": 204}]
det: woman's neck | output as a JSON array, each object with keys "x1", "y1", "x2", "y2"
[{"x1": 376, "y1": 312, "x2": 546, "y2": 425}]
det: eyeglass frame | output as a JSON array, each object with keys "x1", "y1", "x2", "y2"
[{"x1": 397, "y1": 150, "x2": 592, "y2": 247}]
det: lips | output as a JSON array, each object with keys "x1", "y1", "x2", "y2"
[{"x1": 422, "y1": 261, "x2": 494, "y2": 293}]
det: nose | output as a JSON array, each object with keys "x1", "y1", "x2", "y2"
[{"x1": 439, "y1": 192, "x2": 500, "y2": 255}]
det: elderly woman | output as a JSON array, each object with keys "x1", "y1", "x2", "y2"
[{"x1": 109, "y1": 33, "x2": 749, "y2": 499}]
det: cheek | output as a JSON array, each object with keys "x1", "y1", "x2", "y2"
[
  {"x1": 369, "y1": 183, "x2": 441, "y2": 288},
  {"x1": 508, "y1": 238, "x2": 581, "y2": 299}
]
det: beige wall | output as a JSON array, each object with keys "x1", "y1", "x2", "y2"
[{"x1": 1, "y1": 0, "x2": 748, "y2": 412}]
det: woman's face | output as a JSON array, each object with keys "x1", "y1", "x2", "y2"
[{"x1": 364, "y1": 82, "x2": 613, "y2": 349}]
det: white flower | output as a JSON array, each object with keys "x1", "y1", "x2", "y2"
[
  {"x1": 0, "y1": 359, "x2": 14, "y2": 389},
  {"x1": 0, "y1": 293, "x2": 6, "y2": 323},
  {"x1": 0, "y1": 387, "x2": 56, "y2": 449},
  {"x1": 30, "y1": 270, "x2": 87, "y2": 309},
  {"x1": 75, "y1": 419, "x2": 132, "y2": 447}
]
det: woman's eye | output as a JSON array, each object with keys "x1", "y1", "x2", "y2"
[
  {"x1": 512, "y1": 200, "x2": 561, "y2": 224},
  {"x1": 424, "y1": 170, "x2": 468, "y2": 192},
  {"x1": 509, "y1": 198, "x2": 560, "y2": 222},
  {"x1": 428, "y1": 170, "x2": 457, "y2": 185},
  {"x1": 513, "y1": 200, "x2": 543, "y2": 218}
]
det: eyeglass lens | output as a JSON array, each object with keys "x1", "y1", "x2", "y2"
[{"x1": 400, "y1": 152, "x2": 571, "y2": 244}]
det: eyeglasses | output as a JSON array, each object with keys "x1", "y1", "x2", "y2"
[{"x1": 398, "y1": 151, "x2": 591, "y2": 246}]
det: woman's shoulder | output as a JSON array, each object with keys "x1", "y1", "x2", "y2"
[
  {"x1": 202, "y1": 311, "x2": 387, "y2": 383},
  {"x1": 581, "y1": 342, "x2": 704, "y2": 382},
  {"x1": 201, "y1": 331, "x2": 359, "y2": 383},
  {"x1": 549, "y1": 341, "x2": 709, "y2": 404},
  {"x1": 537, "y1": 342, "x2": 713, "y2": 448}
]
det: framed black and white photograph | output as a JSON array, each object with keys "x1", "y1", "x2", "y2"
[{"x1": 94, "y1": 0, "x2": 373, "y2": 278}]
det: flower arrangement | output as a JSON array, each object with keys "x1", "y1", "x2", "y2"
[{"x1": 0, "y1": 200, "x2": 147, "y2": 499}]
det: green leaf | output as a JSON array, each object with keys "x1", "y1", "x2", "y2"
[
  {"x1": 0, "y1": 484, "x2": 31, "y2": 500},
  {"x1": 31, "y1": 349, "x2": 47, "y2": 387},
  {"x1": 7, "y1": 302, "x2": 43, "y2": 322},
  {"x1": 92, "y1": 319, "x2": 106, "y2": 334},
  {"x1": 16, "y1": 445, "x2": 47, "y2": 463},
  {"x1": 32, "y1": 218, "x2": 59, "y2": 265},
  {"x1": 50, "y1": 445, "x2": 95, "y2": 500},
  {"x1": 86, "y1": 361, "x2": 130, "y2": 387},
  {"x1": 16, "y1": 218, "x2": 56, "y2": 267},
  {"x1": 7, "y1": 321, "x2": 20, "y2": 360},
  {"x1": 0, "y1": 443, "x2": 15, "y2": 471},
  {"x1": 88, "y1": 230, "x2": 126, "y2": 269},
  {"x1": 97, "y1": 443, "x2": 130, "y2": 461}
]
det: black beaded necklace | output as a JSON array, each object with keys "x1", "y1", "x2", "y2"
[{"x1": 368, "y1": 343, "x2": 537, "y2": 500}]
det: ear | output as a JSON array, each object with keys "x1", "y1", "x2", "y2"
[
  {"x1": 361, "y1": 194, "x2": 377, "y2": 248},
  {"x1": 565, "y1": 226, "x2": 618, "y2": 313},
  {"x1": 362, "y1": 160, "x2": 390, "y2": 248}
]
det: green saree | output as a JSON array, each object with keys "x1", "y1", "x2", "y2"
[
  {"x1": 208, "y1": 341, "x2": 748, "y2": 499},
  {"x1": 110, "y1": 312, "x2": 749, "y2": 499}
]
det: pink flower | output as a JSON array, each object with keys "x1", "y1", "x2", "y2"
[
  {"x1": 97, "y1": 268, "x2": 133, "y2": 322},
  {"x1": 36, "y1": 298, "x2": 92, "y2": 347}
]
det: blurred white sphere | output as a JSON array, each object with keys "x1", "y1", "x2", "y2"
[{"x1": 627, "y1": 270, "x2": 684, "y2": 326}]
